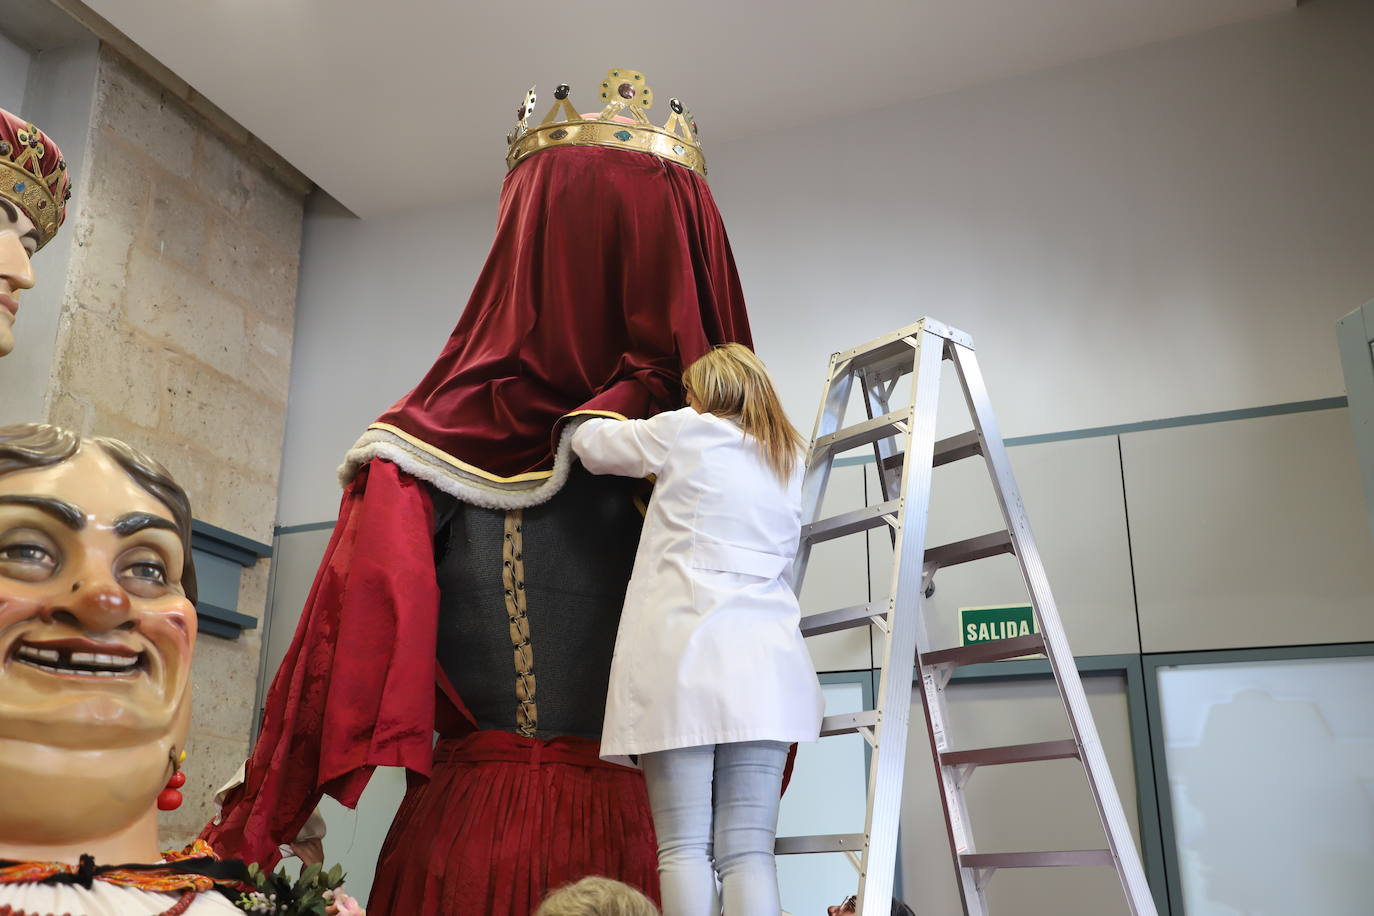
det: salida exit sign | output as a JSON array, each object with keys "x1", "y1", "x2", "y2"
[{"x1": 959, "y1": 604, "x2": 1038, "y2": 646}]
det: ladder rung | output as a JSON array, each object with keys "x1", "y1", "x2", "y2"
[
  {"x1": 775, "y1": 833, "x2": 867, "y2": 856},
  {"x1": 921, "y1": 633, "x2": 1046, "y2": 670},
  {"x1": 879, "y1": 430, "x2": 984, "y2": 475},
  {"x1": 835, "y1": 318, "x2": 967, "y2": 364},
  {"x1": 961, "y1": 850, "x2": 1114, "y2": 869},
  {"x1": 933, "y1": 430, "x2": 983, "y2": 467},
  {"x1": 925, "y1": 530, "x2": 1013, "y2": 568},
  {"x1": 813, "y1": 410, "x2": 910, "y2": 458},
  {"x1": 838, "y1": 318, "x2": 968, "y2": 380},
  {"x1": 802, "y1": 500, "x2": 901, "y2": 544},
  {"x1": 844, "y1": 334, "x2": 920, "y2": 370},
  {"x1": 940, "y1": 739, "x2": 1079, "y2": 769},
  {"x1": 800, "y1": 601, "x2": 886, "y2": 637},
  {"x1": 820, "y1": 709, "x2": 879, "y2": 737}
]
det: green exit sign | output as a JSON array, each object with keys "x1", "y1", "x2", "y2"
[{"x1": 960, "y1": 604, "x2": 1038, "y2": 646}]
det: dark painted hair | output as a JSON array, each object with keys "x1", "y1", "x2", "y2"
[{"x1": 0, "y1": 423, "x2": 198, "y2": 603}]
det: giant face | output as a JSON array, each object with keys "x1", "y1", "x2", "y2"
[
  {"x1": 0, "y1": 198, "x2": 38, "y2": 358},
  {"x1": 0, "y1": 108, "x2": 72, "y2": 359},
  {"x1": 0, "y1": 440, "x2": 195, "y2": 849}
]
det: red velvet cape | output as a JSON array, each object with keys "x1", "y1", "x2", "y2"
[
  {"x1": 368, "y1": 144, "x2": 753, "y2": 482},
  {"x1": 204, "y1": 145, "x2": 754, "y2": 866}
]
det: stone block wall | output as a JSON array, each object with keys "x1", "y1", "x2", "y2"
[{"x1": 42, "y1": 46, "x2": 306, "y2": 846}]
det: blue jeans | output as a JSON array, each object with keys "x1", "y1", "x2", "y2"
[{"x1": 640, "y1": 740, "x2": 790, "y2": 916}]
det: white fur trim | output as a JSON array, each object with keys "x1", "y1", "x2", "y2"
[{"x1": 337, "y1": 423, "x2": 588, "y2": 510}]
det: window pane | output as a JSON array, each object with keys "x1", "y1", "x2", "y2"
[
  {"x1": 1157, "y1": 656, "x2": 1374, "y2": 915},
  {"x1": 778, "y1": 681, "x2": 869, "y2": 915}
]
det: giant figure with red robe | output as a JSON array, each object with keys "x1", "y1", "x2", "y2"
[{"x1": 205, "y1": 69, "x2": 753, "y2": 915}]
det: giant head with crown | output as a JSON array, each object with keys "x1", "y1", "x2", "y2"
[
  {"x1": 0, "y1": 109, "x2": 72, "y2": 359},
  {"x1": 343, "y1": 68, "x2": 736, "y2": 501},
  {"x1": 209, "y1": 71, "x2": 751, "y2": 914}
]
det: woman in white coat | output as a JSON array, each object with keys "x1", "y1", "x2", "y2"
[{"x1": 572, "y1": 344, "x2": 824, "y2": 916}]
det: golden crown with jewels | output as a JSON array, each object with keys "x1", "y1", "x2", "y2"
[
  {"x1": 506, "y1": 68, "x2": 706, "y2": 179},
  {"x1": 0, "y1": 113, "x2": 71, "y2": 250}
]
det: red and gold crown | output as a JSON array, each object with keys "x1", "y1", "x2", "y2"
[
  {"x1": 0, "y1": 109, "x2": 71, "y2": 251},
  {"x1": 507, "y1": 68, "x2": 705, "y2": 179}
]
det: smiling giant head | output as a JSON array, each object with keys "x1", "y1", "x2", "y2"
[{"x1": 0, "y1": 424, "x2": 196, "y2": 864}]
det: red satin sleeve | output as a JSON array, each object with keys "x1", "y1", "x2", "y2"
[{"x1": 201, "y1": 459, "x2": 455, "y2": 866}]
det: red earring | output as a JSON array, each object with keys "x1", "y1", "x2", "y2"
[{"x1": 158, "y1": 749, "x2": 187, "y2": 811}]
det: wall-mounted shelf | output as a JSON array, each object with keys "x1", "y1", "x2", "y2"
[{"x1": 192, "y1": 519, "x2": 272, "y2": 639}]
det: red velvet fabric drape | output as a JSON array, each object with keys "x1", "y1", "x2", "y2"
[
  {"x1": 372, "y1": 145, "x2": 753, "y2": 480},
  {"x1": 201, "y1": 461, "x2": 449, "y2": 867}
]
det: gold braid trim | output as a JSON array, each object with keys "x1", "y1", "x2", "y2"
[{"x1": 503, "y1": 510, "x2": 538, "y2": 736}]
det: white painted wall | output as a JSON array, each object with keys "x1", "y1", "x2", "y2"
[
  {"x1": 279, "y1": 0, "x2": 1374, "y2": 526},
  {"x1": 0, "y1": 39, "x2": 100, "y2": 427},
  {"x1": 268, "y1": 4, "x2": 1374, "y2": 908},
  {"x1": 276, "y1": 193, "x2": 497, "y2": 524},
  {"x1": 0, "y1": 30, "x2": 30, "y2": 112}
]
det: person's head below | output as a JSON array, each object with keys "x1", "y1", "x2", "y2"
[
  {"x1": 828, "y1": 895, "x2": 916, "y2": 916},
  {"x1": 681, "y1": 342, "x2": 805, "y2": 482},
  {"x1": 534, "y1": 876, "x2": 660, "y2": 916}
]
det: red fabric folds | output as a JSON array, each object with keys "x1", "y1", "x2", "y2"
[
  {"x1": 372, "y1": 145, "x2": 753, "y2": 481},
  {"x1": 368, "y1": 731, "x2": 659, "y2": 916},
  {"x1": 201, "y1": 460, "x2": 448, "y2": 867}
]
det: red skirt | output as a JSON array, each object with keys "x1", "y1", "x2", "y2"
[{"x1": 368, "y1": 730, "x2": 659, "y2": 916}]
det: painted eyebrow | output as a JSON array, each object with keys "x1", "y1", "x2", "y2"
[
  {"x1": 0, "y1": 494, "x2": 85, "y2": 530},
  {"x1": 112, "y1": 511, "x2": 177, "y2": 538},
  {"x1": 0, "y1": 199, "x2": 38, "y2": 249}
]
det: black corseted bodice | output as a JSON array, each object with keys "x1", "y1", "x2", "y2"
[{"x1": 429, "y1": 464, "x2": 644, "y2": 740}]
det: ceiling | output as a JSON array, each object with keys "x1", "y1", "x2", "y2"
[{"x1": 81, "y1": 0, "x2": 1293, "y2": 217}]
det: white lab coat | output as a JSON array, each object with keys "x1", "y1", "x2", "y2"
[{"x1": 572, "y1": 407, "x2": 825, "y2": 760}]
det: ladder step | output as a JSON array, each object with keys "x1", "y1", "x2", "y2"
[
  {"x1": 879, "y1": 430, "x2": 984, "y2": 475},
  {"x1": 802, "y1": 499, "x2": 901, "y2": 544},
  {"x1": 844, "y1": 333, "x2": 920, "y2": 371},
  {"x1": 925, "y1": 530, "x2": 1013, "y2": 569},
  {"x1": 813, "y1": 409, "x2": 911, "y2": 460},
  {"x1": 921, "y1": 633, "x2": 1046, "y2": 670},
  {"x1": 933, "y1": 430, "x2": 983, "y2": 467},
  {"x1": 775, "y1": 833, "x2": 867, "y2": 856},
  {"x1": 961, "y1": 850, "x2": 1115, "y2": 869},
  {"x1": 820, "y1": 709, "x2": 879, "y2": 737},
  {"x1": 940, "y1": 739, "x2": 1079, "y2": 769},
  {"x1": 800, "y1": 601, "x2": 886, "y2": 637}
]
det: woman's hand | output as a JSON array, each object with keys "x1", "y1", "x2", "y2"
[
  {"x1": 326, "y1": 891, "x2": 365, "y2": 916},
  {"x1": 287, "y1": 836, "x2": 324, "y2": 866}
]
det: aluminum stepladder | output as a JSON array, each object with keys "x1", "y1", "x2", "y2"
[{"x1": 773, "y1": 318, "x2": 1159, "y2": 916}]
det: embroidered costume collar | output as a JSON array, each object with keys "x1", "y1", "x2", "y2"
[{"x1": 0, "y1": 840, "x2": 251, "y2": 908}]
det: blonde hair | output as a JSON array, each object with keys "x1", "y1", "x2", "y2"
[
  {"x1": 534, "y1": 876, "x2": 660, "y2": 916},
  {"x1": 681, "y1": 343, "x2": 805, "y2": 481}
]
